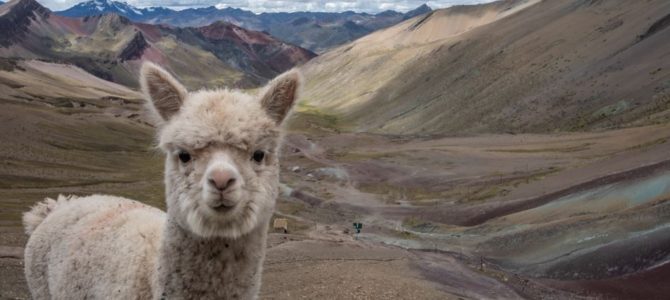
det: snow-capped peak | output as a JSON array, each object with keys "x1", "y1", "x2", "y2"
[{"x1": 60, "y1": 0, "x2": 147, "y2": 18}]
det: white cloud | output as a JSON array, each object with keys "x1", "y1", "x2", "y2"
[{"x1": 37, "y1": 0, "x2": 496, "y2": 13}]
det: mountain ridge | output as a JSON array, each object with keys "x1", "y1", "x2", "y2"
[
  {"x1": 56, "y1": 0, "x2": 433, "y2": 52},
  {"x1": 0, "y1": 0, "x2": 315, "y2": 88}
]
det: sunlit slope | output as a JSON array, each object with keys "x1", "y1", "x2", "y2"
[
  {"x1": 299, "y1": 0, "x2": 670, "y2": 135},
  {"x1": 0, "y1": 59, "x2": 140, "y2": 100}
]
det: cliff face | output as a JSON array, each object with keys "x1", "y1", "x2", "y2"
[{"x1": 118, "y1": 31, "x2": 148, "y2": 61}]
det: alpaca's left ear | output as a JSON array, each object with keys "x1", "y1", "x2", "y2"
[
  {"x1": 260, "y1": 70, "x2": 301, "y2": 124},
  {"x1": 140, "y1": 62, "x2": 188, "y2": 121}
]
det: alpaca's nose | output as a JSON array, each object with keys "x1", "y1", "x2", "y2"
[{"x1": 208, "y1": 169, "x2": 237, "y2": 192}]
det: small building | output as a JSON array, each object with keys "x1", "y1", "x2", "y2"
[{"x1": 273, "y1": 218, "x2": 288, "y2": 233}]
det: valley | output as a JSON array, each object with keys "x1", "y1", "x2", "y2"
[{"x1": 1, "y1": 0, "x2": 670, "y2": 299}]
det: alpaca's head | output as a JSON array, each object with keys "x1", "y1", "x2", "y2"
[{"x1": 140, "y1": 62, "x2": 299, "y2": 239}]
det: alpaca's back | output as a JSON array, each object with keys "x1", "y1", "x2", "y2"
[{"x1": 24, "y1": 195, "x2": 165, "y2": 299}]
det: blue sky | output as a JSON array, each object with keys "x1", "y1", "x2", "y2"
[{"x1": 39, "y1": 0, "x2": 497, "y2": 13}]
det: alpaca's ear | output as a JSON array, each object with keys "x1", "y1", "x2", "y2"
[
  {"x1": 260, "y1": 70, "x2": 301, "y2": 124},
  {"x1": 140, "y1": 62, "x2": 187, "y2": 121}
]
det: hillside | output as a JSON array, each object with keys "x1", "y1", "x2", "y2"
[
  {"x1": 0, "y1": 0, "x2": 315, "y2": 88},
  {"x1": 57, "y1": 0, "x2": 432, "y2": 53},
  {"x1": 297, "y1": 0, "x2": 670, "y2": 135}
]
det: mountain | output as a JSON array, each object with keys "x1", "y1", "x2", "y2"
[
  {"x1": 57, "y1": 1, "x2": 433, "y2": 53},
  {"x1": 132, "y1": 5, "x2": 257, "y2": 28},
  {"x1": 0, "y1": 0, "x2": 315, "y2": 88},
  {"x1": 296, "y1": 0, "x2": 670, "y2": 135},
  {"x1": 169, "y1": 21, "x2": 316, "y2": 81},
  {"x1": 403, "y1": 4, "x2": 432, "y2": 19},
  {"x1": 57, "y1": 0, "x2": 146, "y2": 19},
  {"x1": 251, "y1": 11, "x2": 409, "y2": 53}
]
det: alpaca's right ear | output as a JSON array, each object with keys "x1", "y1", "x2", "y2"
[
  {"x1": 140, "y1": 62, "x2": 187, "y2": 121},
  {"x1": 260, "y1": 70, "x2": 301, "y2": 124}
]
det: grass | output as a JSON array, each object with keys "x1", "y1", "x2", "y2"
[
  {"x1": 387, "y1": 228, "x2": 418, "y2": 240},
  {"x1": 592, "y1": 100, "x2": 630, "y2": 118},
  {"x1": 287, "y1": 102, "x2": 343, "y2": 134},
  {"x1": 402, "y1": 216, "x2": 438, "y2": 233},
  {"x1": 0, "y1": 95, "x2": 164, "y2": 225},
  {"x1": 468, "y1": 186, "x2": 510, "y2": 202},
  {"x1": 454, "y1": 167, "x2": 563, "y2": 204}
]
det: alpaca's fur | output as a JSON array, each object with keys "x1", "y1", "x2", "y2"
[{"x1": 23, "y1": 62, "x2": 300, "y2": 299}]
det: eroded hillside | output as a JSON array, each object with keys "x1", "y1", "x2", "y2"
[{"x1": 298, "y1": 0, "x2": 670, "y2": 135}]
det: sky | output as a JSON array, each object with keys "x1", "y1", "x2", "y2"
[{"x1": 38, "y1": 0, "x2": 497, "y2": 13}]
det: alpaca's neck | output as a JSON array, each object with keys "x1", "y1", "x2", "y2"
[{"x1": 154, "y1": 216, "x2": 267, "y2": 300}]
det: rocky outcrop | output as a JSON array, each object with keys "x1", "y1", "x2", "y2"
[{"x1": 118, "y1": 31, "x2": 148, "y2": 61}]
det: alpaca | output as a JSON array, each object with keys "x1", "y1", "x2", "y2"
[{"x1": 22, "y1": 62, "x2": 300, "y2": 299}]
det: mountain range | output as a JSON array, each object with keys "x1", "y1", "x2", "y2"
[
  {"x1": 297, "y1": 0, "x2": 670, "y2": 135},
  {"x1": 0, "y1": 0, "x2": 315, "y2": 88},
  {"x1": 56, "y1": 0, "x2": 432, "y2": 52}
]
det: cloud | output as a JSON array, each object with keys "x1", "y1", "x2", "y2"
[{"x1": 37, "y1": 0, "x2": 496, "y2": 13}]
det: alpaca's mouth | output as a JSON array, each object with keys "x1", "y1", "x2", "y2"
[
  {"x1": 207, "y1": 196, "x2": 238, "y2": 213},
  {"x1": 210, "y1": 202, "x2": 235, "y2": 212}
]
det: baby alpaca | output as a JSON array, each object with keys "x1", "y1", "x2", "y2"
[{"x1": 23, "y1": 62, "x2": 300, "y2": 299}]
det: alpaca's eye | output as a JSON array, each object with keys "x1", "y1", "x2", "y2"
[
  {"x1": 252, "y1": 150, "x2": 265, "y2": 163},
  {"x1": 178, "y1": 151, "x2": 191, "y2": 163}
]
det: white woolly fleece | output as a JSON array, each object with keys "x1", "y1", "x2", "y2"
[{"x1": 23, "y1": 62, "x2": 301, "y2": 299}]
